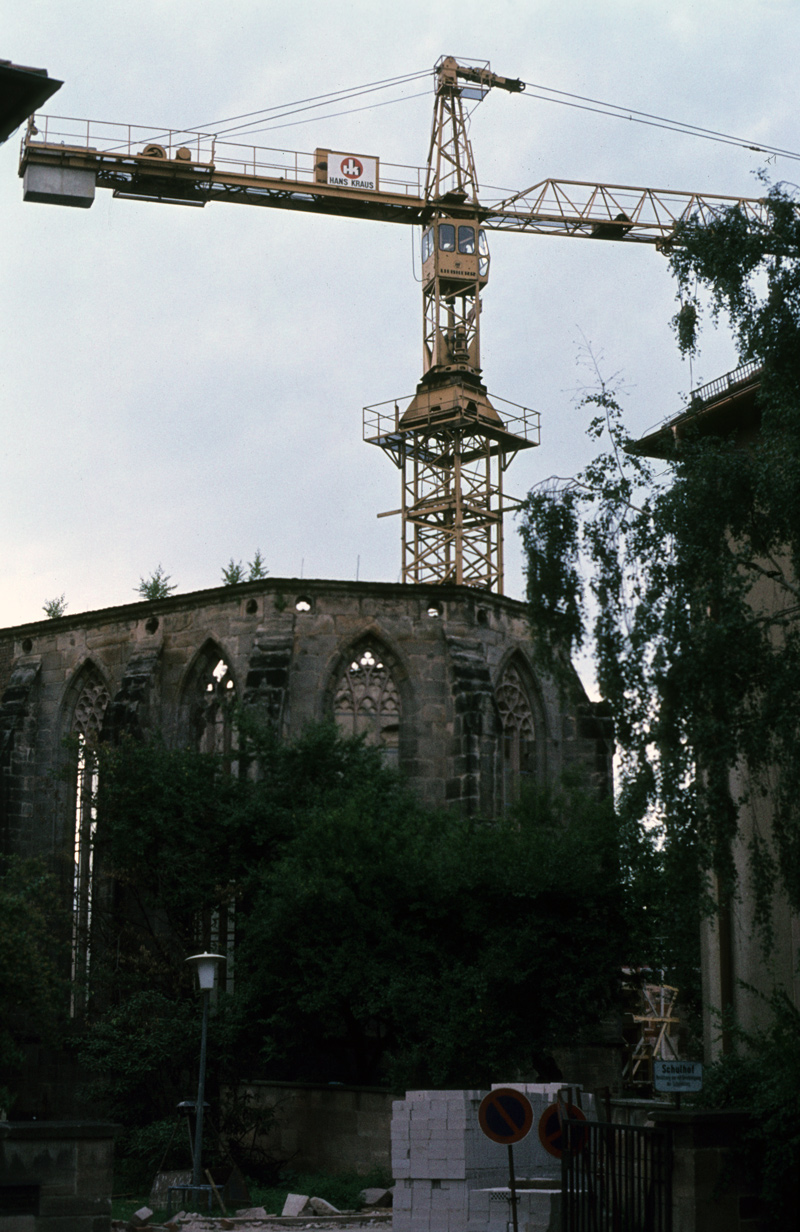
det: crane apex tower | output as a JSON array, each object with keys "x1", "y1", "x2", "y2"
[{"x1": 365, "y1": 56, "x2": 538, "y2": 592}]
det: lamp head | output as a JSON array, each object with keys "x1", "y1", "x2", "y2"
[{"x1": 186, "y1": 951, "x2": 226, "y2": 991}]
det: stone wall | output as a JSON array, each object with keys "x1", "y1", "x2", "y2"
[{"x1": 0, "y1": 1121, "x2": 116, "y2": 1232}]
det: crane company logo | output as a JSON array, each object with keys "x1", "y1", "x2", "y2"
[{"x1": 326, "y1": 151, "x2": 379, "y2": 191}]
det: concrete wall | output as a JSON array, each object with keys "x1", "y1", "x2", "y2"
[
  {"x1": 0, "y1": 1122, "x2": 116, "y2": 1232},
  {"x1": 652, "y1": 1110, "x2": 767, "y2": 1232},
  {"x1": 240, "y1": 1081, "x2": 393, "y2": 1176}
]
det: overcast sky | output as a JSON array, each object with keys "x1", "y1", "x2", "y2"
[{"x1": 1, "y1": 1, "x2": 796, "y2": 649}]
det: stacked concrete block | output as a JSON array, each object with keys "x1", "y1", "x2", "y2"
[
  {"x1": 392, "y1": 1085, "x2": 594, "y2": 1232},
  {"x1": 467, "y1": 1186, "x2": 561, "y2": 1232},
  {"x1": 392, "y1": 1090, "x2": 486, "y2": 1232}
]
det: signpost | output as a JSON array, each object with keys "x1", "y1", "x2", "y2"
[{"x1": 478, "y1": 1089, "x2": 533, "y2": 1232}]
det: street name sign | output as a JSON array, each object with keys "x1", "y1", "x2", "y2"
[{"x1": 654, "y1": 1060, "x2": 703, "y2": 1092}]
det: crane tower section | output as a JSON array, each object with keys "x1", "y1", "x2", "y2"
[{"x1": 365, "y1": 57, "x2": 537, "y2": 592}]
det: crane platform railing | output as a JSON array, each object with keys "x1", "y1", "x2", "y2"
[
  {"x1": 22, "y1": 113, "x2": 427, "y2": 198},
  {"x1": 363, "y1": 393, "x2": 540, "y2": 456}
]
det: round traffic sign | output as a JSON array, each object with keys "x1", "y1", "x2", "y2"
[
  {"x1": 537, "y1": 1102, "x2": 587, "y2": 1158},
  {"x1": 478, "y1": 1088, "x2": 533, "y2": 1145}
]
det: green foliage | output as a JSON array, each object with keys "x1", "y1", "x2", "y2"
[
  {"x1": 0, "y1": 857, "x2": 70, "y2": 1110},
  {"x1": 222, "y1": 559, "x2": 246, "y2": 585},
  {"x1": 42, "y1": 594, "x2": 67, "y2": 619},
  {"x1": 519, "y1": 181, "x2": 800, "y2": 994},
  {"x1": 702, "y1": 990, "x2": 800, "y2": 1227},
  {"x1": 247, "y1": 549, "x2": 268, "y2": 579},
  {"x1": 231, "y1": 769, "x2": 627, "y2": 1089},
  {"x1": 136, "y1": 565, "x2": 176, "y2": 600},
  {"x1": 85, "y1": 723, "x2": 627, "y2": 1116},
  {"x1": 248, "y1": 1168, "x2": 393, "y2": 1216},
  {"x1": 222, "y1": 551, "x2": 268, "y2": 586},
  {"x1": 80, "y1": 990, "x2": 199, "y2": 1125}
]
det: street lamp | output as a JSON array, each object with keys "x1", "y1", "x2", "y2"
[{"x1": 186, "y1": 951, "x2": 226, "y2": 1188}]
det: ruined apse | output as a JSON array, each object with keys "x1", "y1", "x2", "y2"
[{"x1": 0, "y1": 577, "x2": 612, "y2": 966}]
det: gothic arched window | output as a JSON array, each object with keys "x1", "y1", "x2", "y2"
[
  {"x1": 185, "y1": 646, "x2": 238, "y2": 756},
  {"x1": 70, "y1": 668, "x2": 110, "y2": 1012},
  {"x1": 183, "y1": 645, "x2": 238, "y2": 991},
  {"x1": 333, "y1": 640, "x2": 401, "y2": 765},
  {"x1": 496, "y1": 661, "x2": 537, "y2": 807}
]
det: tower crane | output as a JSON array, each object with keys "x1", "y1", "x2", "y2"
[{"x1": 19, "y1": 55, "x2": 769, "y2": 593}]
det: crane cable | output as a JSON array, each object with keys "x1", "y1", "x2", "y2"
[
  {"x1": 183, "y1": 64, "x2": 800, "y2": 164},
  {"x1": 519, "y1": 79, "x2": 800, "y2": 163},
  {"x1": 218, "y1": 88, "x2": 430, "y2": 139},
  {"x1": 184, "y1": 69, "x2": 430, "y2": 140}
]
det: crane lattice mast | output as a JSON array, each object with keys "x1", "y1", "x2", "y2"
[{"x1": 366, "y1": 57, "x2": 536, "y2": 592}]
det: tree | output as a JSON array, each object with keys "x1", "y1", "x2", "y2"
[
  {"x1": 136, "y1": 564, "x2": 176, "y2": 600},
  {"x1": 83, "y1": 722, "x2": 629, "y2": 1107},
  {"x1": 221, "y1": 559, "x2": 246, "y2": 585},
  {"x1": 231, "y1": 772, "x2": 628, "y2": 1089},
  {"x1": 247, "y1": 549, "x2": 267, "y2": 579},
  {"x1": 42, "y1": 594, "x2": 67, "y2": 619},
  {"x1": 519, "y1": 179, "x2": 800, "y2": 1001},
  {"x1": 0, "y1": 857, "x2": 70, "y2": 1111},
  {"x1": 221, "y1": 551, "x2": 268, "y2": 585}
]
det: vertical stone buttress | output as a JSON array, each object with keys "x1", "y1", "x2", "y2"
[
  {"x1": 445, "y1": 637, "x2": 498, "y2": 816},
  {"x1": 244, "y1": 633, "x2": 294, "y2": 732},
  {"x1": 0, "y1": 659, "x2": 42, "y2": 856}
]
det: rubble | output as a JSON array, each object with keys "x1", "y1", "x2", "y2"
[
  {"x1": 307, "y1": 1198, "x2": 340, "y2": 1215},
  {"x1": 280, "y1": 1195, "x2": 309, "y2": 1217},
  {"x1": 129, "y1": 1207, "x2": 154, "y2": 1228},
  {"x1": 358, "y1": 1190, "x2": 392, "y2": 1209}
]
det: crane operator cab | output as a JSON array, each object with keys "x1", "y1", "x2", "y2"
[{"x1": 421, "y1": 219, "x2": 489, "y2": 291}]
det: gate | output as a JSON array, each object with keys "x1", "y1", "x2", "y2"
[{"x1": 561, "y1": 1118, "x2": 672, "y2": 1232}]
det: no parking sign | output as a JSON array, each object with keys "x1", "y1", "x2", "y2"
[
  {"x1": 538, "y1": 1101, "x2": 587, "y2": 1158},
  {"x1": 478, "y1": 1087, "x2": 533, "y2": 1144}
]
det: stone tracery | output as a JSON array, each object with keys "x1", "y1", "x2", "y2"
[
  {"x1": 333, "y1": 639, "x2": 401, "y2": 764},
  {"x1": 496, "y1": 659, "x2": 537, "y2": 804},
  {"x1": 69, "y1": 667, "x2": 110, "y2": 1012}
]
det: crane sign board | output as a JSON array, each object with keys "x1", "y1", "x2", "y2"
[
  {"x1": 654, "y1": 1060, "x2": 704, "y2": 1093},
  {"x1": 319, "y1": 149, "x2": 379, "y2": 191}
]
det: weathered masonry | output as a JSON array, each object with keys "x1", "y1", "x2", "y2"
[{"x1": 0, "y1": 577, "x2": 610, "y2": 862}]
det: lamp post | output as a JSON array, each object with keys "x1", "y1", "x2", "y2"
[{"x1": 186, "y1": 951, "x2": 226, "y2": 1189}]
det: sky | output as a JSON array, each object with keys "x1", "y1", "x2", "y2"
[{"x1": 1, "y1": 1, "x2": 796, "y2": 655}]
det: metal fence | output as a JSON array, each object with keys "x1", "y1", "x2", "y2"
[{"x1": 561, "y1": 1118, "x2": 672, "y2": 1232}]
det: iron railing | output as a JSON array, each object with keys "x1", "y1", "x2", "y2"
[{"x1": 562, "y1": 1118, "x2": 672, "y2": 1232}]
